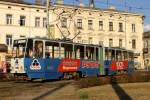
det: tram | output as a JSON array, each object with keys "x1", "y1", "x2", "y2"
[
  {"x1": 103, "y1": 47, "x2": 134, "y2": 76},
  {"x1": 10, "y1": 38, "x2": 134, "y2": 80}
]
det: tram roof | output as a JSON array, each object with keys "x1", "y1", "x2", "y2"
[
  {"x1": 15, "y1": 37, "x2": 103, "y2": 47},
  {"x1": 105, "y1": 47, "x2": 134, "y2": 52}
]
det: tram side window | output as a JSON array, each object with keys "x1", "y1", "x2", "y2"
[
  {"x1": 117, "y1": 51, "x2": 125, "y2": 61},
  {"x1": 116, "y1": 50, "x2": 121, "y2": 61},
  {"x1": 74, "y1": 45, "x2": 80, "y2": 59},
  {"x1": 45, "y1": 41, "x2": 60, "y2": 58},
  {"x1": 34, "y1": 41, "x2": 43, "y2": 58},
  {"x1": 53, "y1": 43, "x2": 60, "y2": 58},
  {"x1": 129, "y1": 52, "x2": 134, "y2": 61},
  {"x1": 105, "y1": 49, "x2": 109, "y2": 60},
  {"x1": 124, "y1": 51, "x2": 128, "y2": 60},
  {"x1": 74, "y1": 45, "x2": 84, "y2": 59},
  {"x1": 13, "y1": 40, "x2": 26, "y2": 58},
  {"x1": 60, "y1": 44, "x2": 65, "y2": 58},
  {"x1": 85, "y1": 47, "x2": 94, "y2": 60},
  {"x1": 45, "y1": 41, "x2": 52, "y2": 58},
  {"x1": 105, "y1": 49, "x2": 115, "y2": 60},
  {"x1": 111, "y1": 50, "x2": 115, "y2": 60},
  {"x1": 108, "y1": 50, "x2": 112, "y2": 60},
  {"x1": 122, "y1": 51, "x2": 125, "y2": 60},
  {"x1": 25, "y1": 39, "x2": 33, "y2": 58},
  {"x1": 80, "y1": 46, "x2": 85, "y2": 59},
  {"x1": 61, "y1": 43, "x2": 73, "y2": 59},
  {"x1": 96, "y1": 48, "x2": 99, "y2": 60}
]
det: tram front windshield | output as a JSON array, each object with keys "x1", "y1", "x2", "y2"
[{"x1": 12, "y1": 39, "x2": 27, "y2": 58}]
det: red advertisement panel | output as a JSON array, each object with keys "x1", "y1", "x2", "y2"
[
  {"x1": 111, "y1": 60, "x2": 128, "y2": 71},
  {"x1": 58, "y1": 59, "x2": 81, "y2": 72},
  {"x1": 82, "y1": 61, "x2": 99, "y2": 68}
]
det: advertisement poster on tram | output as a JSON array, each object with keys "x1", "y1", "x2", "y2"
[
  {"x1": 111, "y1": 60, "x2": 128, "y2": 71},
  {"x1": 58, "y1": 59, "x2": 81, "y2": 72}
]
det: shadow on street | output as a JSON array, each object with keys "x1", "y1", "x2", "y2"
[
  {"x1": 111, "y1": 77, "x2": 132, "y2": 100},
  {"x1": 32, "y1": 82, "x2": 70, "y2": 100}
]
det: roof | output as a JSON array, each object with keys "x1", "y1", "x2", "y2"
[
  {"x1": 54, "y1": 3, "x2": 144, "y2": 17},
  {"x1": 105, "y1": 47, "x2": 134, "y2": 52},
  {"x1": 0, "y1": 0, "x2": 144, "y2": 17},
  {"x1": 14, "y1": 37, "x2": 102, "y2": 47},
  {"x1": 143, "y1": 31, "x2": 150, "y2": 38},
  {"x1": 0, "y1": 0, "x2": 31, "y2": 5}
]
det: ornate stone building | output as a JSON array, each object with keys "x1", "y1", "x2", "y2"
[
  {"x1": 143, "y1": 31, "x2": 150, "y2": 70},
  {"x1": 0, "y1": 0, "x2": 145, "y2": 69}
]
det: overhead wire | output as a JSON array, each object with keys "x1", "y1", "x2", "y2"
[{"x1": 93, "y1": 0, "x2": 150, "y2": 12}]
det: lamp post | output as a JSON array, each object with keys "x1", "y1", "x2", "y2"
[{"x1": 46, "y1": 0, "x2": 50, "y2": 38}]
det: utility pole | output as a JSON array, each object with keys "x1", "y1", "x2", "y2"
[
  {"x1": 124, "y1": 0, "x2": 127, "y2": 48},
  {"x1": 107, "y1": 0, "x2": 109, "y2": 8},
  {"x1": 46, "y1": 0, "x2": 50, "y2": 38},
  {"x1": 124, "y1": 0, "x2": 127, "y2": 10}
]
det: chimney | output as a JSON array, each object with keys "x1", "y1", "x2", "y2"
[
  {"x1": 79, "y1": 0, "x2": 84, "y2": 7},
  {"x1": 55, "y1": 0, "x2": 64, "y2": 4},
  {"x1": 89, "y1": 0, "x2": 95, "y2": 8},
  {"x1": 35, "y1": 0, "x2": 42, "y2": 5}
]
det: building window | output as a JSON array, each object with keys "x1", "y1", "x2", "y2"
[
  {"x1": 77, "y1": 19, "x2": 82, "y2": 29},
  {"x1": 36, "y1": 9, "x2": 39, "y2": 12},
  {"x1": 77, "y1": 37, "x2": 81, "y2": 43},
  {"x1": 143, "y1": 40, "x2": 148, "y2": 53},
  {"x1": 132, "y1": 24, "x2": 136, "y2": 33},
  {"x1": 99, "y1": 41, "x2": 103, "y2": 46},
  {"x1": 109, "y1": 22, "x2": 113, "y2": 31},
  {"x1": 88, "y1": 37, "x2": 93, "y2": 44},
  {"x1": 109, "y1": 39, "x2": 113, "y2": 47},
  {"x1": 6, "y1": 35, "x2": 12, "y2": 46},
  {"x1": 132, "y1": 39, "x2": 136, "y2": 49},
  {"x1": 20, "y1": 35, "x2": 25, "y2": 38},
  {"x1": 8, "y1": 6, "x2": 11, "y2": 9},
  {"x1": 88, "y1": 20, "x2": 93, "y2": 30},
  {"x1": 6, "y1": 14, "x2": 12, "y2": 25},
  {"x1": 144, "y1": 40, "x2": 148, "y2": 48},
  {"x1": 43, "y1": 18, "x2": 47, "y2": 27},
  {"x1": 61, "y1": 17, "x2": 67, "y2": 28},
  {"x1": 21, "y1": 8, "x2": 25, "y2": 10},
  {"x1": 35, "y1": 17, "x2": 40, "y2": 27},
  {"x1": 20, "y1": 16, "x2": 26, "y2": 26},
  {"x1": 119, "y1": 23, "x2": 123, "y2": 32},
  {"x1": 99, "y1": 21, "x2": 103, "y2": 30},
  {"x1": 119, "y1": 39, "x2": 122, "y2": 48}
]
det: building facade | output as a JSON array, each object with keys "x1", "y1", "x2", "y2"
[
  {"x1": 143, "y1": 31, "x2": 150, "y2": 70},
  {"x1": 0, "y1": 1, "x2": 145, "y2": 69}
]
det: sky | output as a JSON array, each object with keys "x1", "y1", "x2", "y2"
[{"x1": 25, "y1": 0, "x2": 150, "y2": 32}]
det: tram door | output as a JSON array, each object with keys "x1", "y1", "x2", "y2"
[
  {"x1": 26, "y1": 40, "x2": 45, "y2": 79},
  {"x1": 128, "y1": 52, "x2": 134, "y2": 74},
  {"x1": 104, "y1": 48, "x2": 112, "y2": 75},
  {"x1": 44, "y1": 41, "x2": 62, "y2": 79},
  {"x1": 34, "y1": 40, "x2": 44, "y2": 71},
  {"x1": 99, "y1": 47, "x2": 104, "y2": 75}
]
